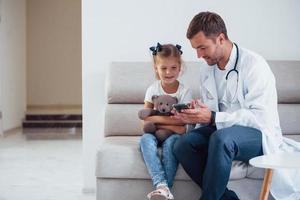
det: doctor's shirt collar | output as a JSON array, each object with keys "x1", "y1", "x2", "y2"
[{"x1": 223, "y1": 43, "x2": 238, "y2": 71}]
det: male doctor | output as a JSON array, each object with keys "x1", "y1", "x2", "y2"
[{"x1": 173, "y1": 11, "x2": 285, "y2": 200}]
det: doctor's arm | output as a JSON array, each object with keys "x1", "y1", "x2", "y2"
[
  {"x1": 215, "y1": 61, "x2": 276, "y2": 130},
  {"x1": 175, "y1": 61, "x2": 276, "y2": 130}
]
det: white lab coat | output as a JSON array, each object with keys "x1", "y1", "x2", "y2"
[{"x1": 197, "y1": 46, "x2": 300, "y2": 200}]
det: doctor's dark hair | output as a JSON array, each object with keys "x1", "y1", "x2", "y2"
[{"x1": 186, "y1": 11, "x2": 228, "y2": 40}]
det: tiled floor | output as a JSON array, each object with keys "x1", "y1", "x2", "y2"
[{"x1": 0, "y1": 129, "x2": 95, "y2": 200}]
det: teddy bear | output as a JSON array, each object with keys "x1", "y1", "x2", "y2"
[{"x1": 138, "y1": 94, "x2": 178, "y2": 142}]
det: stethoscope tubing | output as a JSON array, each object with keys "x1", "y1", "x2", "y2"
[{"x1": 225, "y1": 43, "x2": 239, "y2": 80}]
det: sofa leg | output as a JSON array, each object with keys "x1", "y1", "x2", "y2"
[{"x1": 259, "y1": 168, "x2": 273, "y2": 200}]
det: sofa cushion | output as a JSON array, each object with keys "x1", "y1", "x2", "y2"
[
  {"x1": 246, "y1": 166, "x2": 265, "y2": 180},
  {"x1": 101, "y1": 61, "x2": 300, "y2": 182},
  {"x1": 104, "y1": 104, "x2": 143, "y2": 137},
  {"x1": 107, "y1": 62, "x2": 155, "y2": 104},
  {"x1": 246, "y1": 134, "x2": 300, "y2": 179},
  {"x1": 269, "y1": 61, "x2": 300, "y2": 103},
  {"x1": 96, "y1": 136, "x2": 248, "y2": 180},
  {"x1": 104, "y1": 104, "x2": 300, "y2": 137},
  {"x1": 106, "y1": 62, "x2": 201, "y2": 104},
  {"x1": 106, "y1": 61, "x2": 300, "y2": 104},
  {"x1": 278, "y1": 104, "x2": 300, "y2": 135}
]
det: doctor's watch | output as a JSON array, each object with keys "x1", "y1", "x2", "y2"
[{"x1": 210, "y1": 111, "x2": 216, "y2": 126}]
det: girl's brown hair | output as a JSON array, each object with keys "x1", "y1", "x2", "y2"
[
  {"x1": 152, "y1": 44, "x2": 182, "y2": 64},
  {"x1": 150, "y1": 43, "x2": 183, "y2": 79}
]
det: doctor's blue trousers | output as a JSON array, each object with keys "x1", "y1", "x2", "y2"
[{"x1": 173, "y1": 125, "x2": 263, "y2": 200}]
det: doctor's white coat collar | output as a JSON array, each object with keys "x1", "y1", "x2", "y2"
[{"x1": 201, "y1": 43, "x2": 238, "y2": 106}]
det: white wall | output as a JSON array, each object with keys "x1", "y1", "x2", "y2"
[
  {"x1": 82, "y1": 0, "x2": 300, "y2": 191},
  {"x1": 27, "y1": 0, "x2": 81, "y2": 106},
  {"x1": 0, "y1": 0, "x2": 26, "y2": 131},
  {"x1": 0, "y1": 0, "x2": 2, "y2": 135}
]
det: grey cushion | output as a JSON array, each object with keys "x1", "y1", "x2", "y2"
[
  {"x1": 96, "y1": 179, "x2": 202, "y2": 200},
  {"x1": 96, "y1": 136, "x2": 248, "y2": 180},
  {"x1": 104, "y1": 104, "x2": 300, "y2": 137},
  {"x1": 246, "y1": 166, "x2": 265, "y2": 179},
  {"x1": 284, "y1": 134, "x2": 300, "y2": 141},
  {"x1": 278, "y1": 104, "x2": 300, "y2": 135},
  {"x1": 98, "y1": 61, "x2": 300, "y2": 200},
  {"x1": 104, "y1": 104, "x2": 143, "y2": 137},
  {"x1": 96, "y1": 178, "x2": 264, "y2": 200},
  {"x1": 269, "y1": 61, "x2": 300, "y2": 103},
  {"x1": 106, "y1": 62, "x2": 155, "y2": 104},
  {"x1": 106, "y1": 62, "x2": 201, "y2": 104},
  {"x1": 106, "y1": 61, "x2": 300, "y2": 104},
  {"x1": 246, "y1": 134, "x2": 300, "y2": 179}
]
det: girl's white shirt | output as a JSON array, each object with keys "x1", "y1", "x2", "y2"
[{"x1": 144, "y1": 80, "x2": 193, "y2": 104}]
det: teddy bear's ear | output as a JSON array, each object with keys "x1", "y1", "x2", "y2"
[{"x1": 152, "y1": 95, "x2": 159, "y2": 102}]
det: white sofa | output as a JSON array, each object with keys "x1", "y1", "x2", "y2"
[{"x1": 96, "y1": 61, "x2": 300, "y2": 200}]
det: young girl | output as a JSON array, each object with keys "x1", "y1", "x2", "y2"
[{"x1": 140, "y1": 43, "x2": 193, "y2": 200}]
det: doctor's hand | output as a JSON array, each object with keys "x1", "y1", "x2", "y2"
[{"x1": 172, "y1": 99, "x2": 212, "y2": 124}]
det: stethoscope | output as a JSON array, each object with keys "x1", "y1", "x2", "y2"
[
  {"x1": 206, "y1": 43, "x2": 240, "y2": 102},
  {"x1": 224, "y1": 42, "x2": 239, "y2": 104},
  {"x1": 225, "y1": 43, "x2": 239, "y2": 81},
  {"x1": 208, "y1": 43, "x2": 239, "y2": 104}
]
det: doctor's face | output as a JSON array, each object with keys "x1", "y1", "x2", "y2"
[{"x1": 190, "y1": 31, "x2": 223, "y2": 66}]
